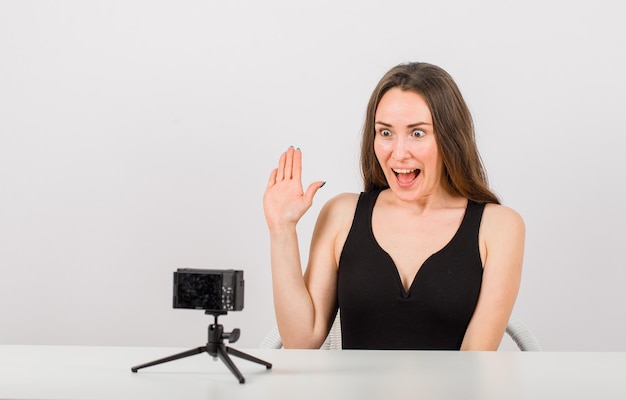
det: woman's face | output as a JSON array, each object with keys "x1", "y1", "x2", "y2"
[{"x1": 373, "y1": 87, "x2": 444, "y2": 203}]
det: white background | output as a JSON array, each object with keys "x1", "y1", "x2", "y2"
[{"x1": 1, "y1": 0, "x2": 624, "y2": 351}]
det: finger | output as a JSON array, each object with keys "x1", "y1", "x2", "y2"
[
  {"x1": 292, "y1": 147, "x2": 302, "y2": 182},
  {"x1": 266, "y1": 168, "x2": 278, "y2": 188},
  {"x1": 304, "y1": 181, "x2": 326, "y2": 204},
  {"x1": 284, "y1": 146, "x2": 294, "y2": 180},
  {"x1": 276, "y1": 151, "x2": 286, "y2": 181}
]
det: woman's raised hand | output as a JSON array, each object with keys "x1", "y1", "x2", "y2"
[{"x1": 263, "y1": 147, "x2": 325, "y2": 229}]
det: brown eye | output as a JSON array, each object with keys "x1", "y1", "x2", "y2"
[
  {"x1": 411, "y1": 129, "x2": 425, "y2": 138},
  {"x1": 380, "y1": 129, "x2": 392, "y2": 137}
]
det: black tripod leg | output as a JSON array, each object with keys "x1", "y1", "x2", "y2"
[
  {"x1": 215, "y1": 344, "x2": 246, "y2": 384},
  {"x1": 131, "y1": 346, "x2": 206, "y2": 372},
  {"x1": 227, "y1": 347, "x2": 273, "y2": 369}
]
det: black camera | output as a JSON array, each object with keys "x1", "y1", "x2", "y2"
[{"x1": 173, "y1": 268, "x2": 244, "y2": 312}]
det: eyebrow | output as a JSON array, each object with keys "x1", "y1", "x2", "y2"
[{"x1": 374, "y1": 121, "x2": 432, "y2": 128}]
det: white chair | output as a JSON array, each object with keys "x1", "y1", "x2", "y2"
[
  {"x1": 260, "y1": 313, "x2": 541, "y2": 351},
  {"x1": 505, "y1": 315, "x2": 542, "y2": 351}
]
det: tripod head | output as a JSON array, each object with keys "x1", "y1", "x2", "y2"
[
  {"x1": 205, "y1": 311, "x2": 240, "y2": 344},
  {"x1": 205, "y1": 310, "x2": 227, "y2": 323}
]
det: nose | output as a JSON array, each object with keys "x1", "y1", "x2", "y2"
[{"x1": 391, "y1": 136, "x2": 410, "y2": 160}]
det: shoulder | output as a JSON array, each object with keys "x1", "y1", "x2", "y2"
[
  {"x1": 480, "y1": 203, "x2": 525, "y2": 248},
  {"x1": 324, "y1": 192, "x2": 360, "y2": 210},
  {"x1": 317, "y1": 192, "x2": 359, "y2": 225},
  {"x1": 311, "y1": 193, "x2": 360, "y2": 265},
  {"x1": 482, "y1": 203, "x2": 524, "y2": 231},
  {"x1": 315, "y1": 193, "x2": 359, "y2": 236}
]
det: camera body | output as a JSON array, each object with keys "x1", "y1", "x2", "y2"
[{"x1": 173, "y1": 268, "x2": 244, "y2": 312}]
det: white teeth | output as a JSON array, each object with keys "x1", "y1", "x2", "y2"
[{"x1": 392, "y1": 169, "x2": 415, "y2": 174}]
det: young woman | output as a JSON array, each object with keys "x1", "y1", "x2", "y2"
[{"x1": 263, "y1": 62, "x2": 525, "y2": 350}]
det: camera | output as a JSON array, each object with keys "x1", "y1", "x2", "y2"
[{"x1": 173, "y1": 268, "x2": 244, "y2": 312}]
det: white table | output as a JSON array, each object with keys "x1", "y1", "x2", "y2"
[{"x1": 1, "y1": 345, "x2": 625, "y2": 399}]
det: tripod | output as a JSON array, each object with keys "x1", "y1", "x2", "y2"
[{"x1": 131, "y1": 311, "x2": 272, "y2": 383}]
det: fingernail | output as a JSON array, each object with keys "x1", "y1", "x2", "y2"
[
  {"x1": 289, "y1": 145, "x2": 294, "y2": 149},
  {"x1": 320, "y1": 181, "x2": 326, "y2": 188},
  {"x1": 296, "y1": 147, "x2": 301, "y2": 151}
]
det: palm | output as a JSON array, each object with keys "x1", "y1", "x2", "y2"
[{"x1": 263, "y1": 147, "x2": 323, "y2": 228}]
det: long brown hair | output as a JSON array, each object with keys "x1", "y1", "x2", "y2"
[{"x1": 360, "y1": 62, "x2": 500, "y2": 204}]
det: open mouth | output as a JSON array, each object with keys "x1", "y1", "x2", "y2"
[{"x1": 392, "y1": 168, "x2": 420, "y2": 186}]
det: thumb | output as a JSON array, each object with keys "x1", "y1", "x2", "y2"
[{"x1": 303, "y1": 181, "x2": 326, "y2": 203}]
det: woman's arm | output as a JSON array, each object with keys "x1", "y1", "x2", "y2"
[
  {"x1": 460, "y1": 203, "x2": 525, "y2": 351},
  {"x1": 263, "y1": 147, "x2": 350, "y2": 348}
]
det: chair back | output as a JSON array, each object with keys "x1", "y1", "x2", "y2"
[{"x1": 505, "y1": 316, "x2": 542, "y2": 351}]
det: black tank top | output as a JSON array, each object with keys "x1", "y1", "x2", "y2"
[{"x1": 337, "y1": 190, "x2": 484, "y2": 350}]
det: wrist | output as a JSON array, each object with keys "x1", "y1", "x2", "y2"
[{"x1": 268, "y1": 223, "x2": 298, "y2": 236}]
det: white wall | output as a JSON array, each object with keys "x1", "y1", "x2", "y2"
[{"x1": 1, "y1": 0, "x2": 624, "y2": 351}]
